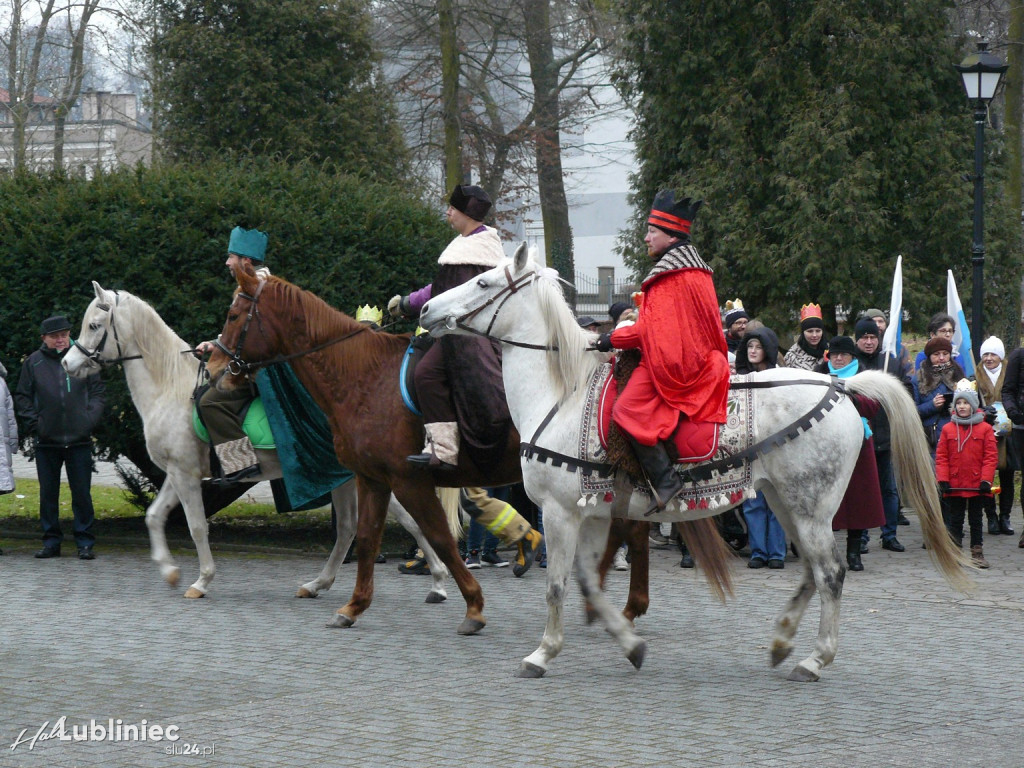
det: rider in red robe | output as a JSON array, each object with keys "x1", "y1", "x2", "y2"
[{"x1": 594, "y1": 190, "x2": 729, "y2": 515}]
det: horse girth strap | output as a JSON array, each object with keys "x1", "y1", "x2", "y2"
[{"x1": 519, "y1": 376, "x2": 845, "y2": 481}]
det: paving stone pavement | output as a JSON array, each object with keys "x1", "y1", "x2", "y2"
[{"x1": 2, "y1": 514, "x2": 1024, "y2": 768}]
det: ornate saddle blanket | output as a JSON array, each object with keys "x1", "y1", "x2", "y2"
[{"x1": 579, "y1": 363, "x2": 755, "y2": 511}]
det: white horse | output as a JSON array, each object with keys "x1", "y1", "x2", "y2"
[
  {"x1": 62, "y1": 282, "x2": 452, "y2": 602},
  {"x1": 419, "y1": 244, "x2": 971, "y2": 681}
]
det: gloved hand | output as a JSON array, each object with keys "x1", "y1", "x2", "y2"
[
  {"x1": 983, "y1": 405, "x2": 998, "y2": 425},
  {"x1": 590, "y1": 332, "x2": 613, "y2": 353},
  {"x1": 938, "y1": 481, "x2": 951, "y2": 495},
  {"x1": 1008, "y1": 407, "x2": 1024, "y2": 426},
  {"x1": 387, "y1": 295, "x2": 405, "y2": 318},
  {"x1": 980, "y1": 481, "x2": 992, "y2": 494}
]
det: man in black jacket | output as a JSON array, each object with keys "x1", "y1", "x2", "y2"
[
  {"x1": 1001, "y1": 346, "x2": 1024, "y2": 547},
  {"x1": 15, "y1": 315, "x2": 106, "y2": 559}
]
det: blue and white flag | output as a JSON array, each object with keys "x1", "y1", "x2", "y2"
[
  {"x1": 881, "y1": 256, "x2": 902, "y2": 372},
  {"x1": 946, "y1": 270, "x2": 975, "y2": 377}
]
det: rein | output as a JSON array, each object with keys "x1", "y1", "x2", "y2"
[
  {"x1": 72, "y1": 291, "x2": 144, "y2": 366},
  {"x1": 214, "y1": 278, "x2": 374, "y2": 377}
]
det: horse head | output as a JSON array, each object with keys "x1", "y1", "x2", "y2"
[
  {"x1": 63, "y1": 281, "x2": 134, "y2": 378},
  {"x1": 206, "y1": 263, "x2": 276, "y2": 391}
]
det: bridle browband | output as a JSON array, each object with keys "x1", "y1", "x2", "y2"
[
  {"x1": 72, "y1": 291, "x2": 144, "y2": 366},
  {"x1": 213, "y1": 278, "x2": 373, "y2": 377},
  {"x1": 448, "y1": 264, "x2": 558, "y2": 351}
]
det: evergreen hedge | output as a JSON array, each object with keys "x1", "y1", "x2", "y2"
[{"x1": 0, "y1": 158, "x2": 450, "y2": 476}]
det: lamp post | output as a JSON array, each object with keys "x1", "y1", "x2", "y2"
[{"x1": 955, "y1": 41, "x2": 1007, "y2": 362}]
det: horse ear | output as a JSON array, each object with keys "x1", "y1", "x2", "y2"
[
  {"x1": 92, "y1": 280, "x2": 113, "y2": 303},
  {"x1": 236, "y1": 262, "x2": 259, "y2": 292},
  {"x1": 514, "y1": 241, "x2": 529, "y2": 272}
]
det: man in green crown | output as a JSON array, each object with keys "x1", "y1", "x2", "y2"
[{"x1": 196, "y1": 226, "x2": 271, "y2": 484}]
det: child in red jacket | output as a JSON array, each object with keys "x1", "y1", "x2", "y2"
[{"x1": 936, "y1": 380, "x2": 998, "y2": 568}]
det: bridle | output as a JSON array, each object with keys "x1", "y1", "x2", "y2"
[
  {"x1": 72, "y1": 291, "x2": 143, "y2": 366},
  {"x1": 445, "y1": 264, "x2": 557, "y2": 351},
  {"x1": 213, "y1": 278, "x2": 373, "y2": 377}
]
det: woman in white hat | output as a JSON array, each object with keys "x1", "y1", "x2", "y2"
[{"x1": 975, "y1": 336, "x2": 1015, "y2": 536}]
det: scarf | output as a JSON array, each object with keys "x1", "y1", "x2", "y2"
[
  {"x1": 984, "y1": 364, "x2": 1003, "y2": 388},
  {"x1": 797, "y1": 332, "x2": 828, "y2": 360},
  {"x1": 916, "y1": 359, "x2": 963, "y2": 396},
  {"x1": 828, "y1": 358, "x2": 859, "y2": 379}
]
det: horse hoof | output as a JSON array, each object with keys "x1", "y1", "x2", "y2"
[
  {"x1": 295, "y1": 586, "x2": 318, "y2": 598},
  {"x1": 457, "y1": 617, "x2": 486, "y2": 635},
  {"x1": 787, "y1": 663, "x2": 820, "y2": 682},
  {"x1": 516, "y1": 661, "x2": 546, "y2": 678},
  {"x1": 164, "y1": 567, "x2": 180, "y2": 588},
  {"x1": 183, "y1": 587, "x2": 205, "y2": 599},
  {"x1": 326, "y1": 613, "x2": 355, "y2": 628},
  {"x1": 627, "y1": 641, "x2": 647, "y2": 670},
  {"x1": 770, "y1": 642, "x2": 794, "y2": 668},
  {"x1": 425, "y1": 591, "x2": 447, "y2": 604},
  {"x1": 583, "y1": 605, "x2": 598, "y2": 625}
]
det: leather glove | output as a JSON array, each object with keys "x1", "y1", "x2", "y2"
[
  {"x1": 1008, "y1": 408, "x2": 1024, "y2": 426},
  {"x1": 979, "y1": 481, "x2": 992, "y2": 494},
  {"x1": 938, "y1": 481, "x2": 951, "y2": 495},
  {"x1": 590, "y1": 332, "x2": 613, "y2": 353},
  {"x1": 983, "y1": 405, "x2": 998, "y2": 425},
  {"x1": 387, "y1": 295, "x2": 405, "y2": 318}
]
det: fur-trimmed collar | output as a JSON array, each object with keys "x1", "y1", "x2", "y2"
[
  {"x1": 437, "y1": 227, "x2": 505, "y2": 268},
  {"x1": 642, "y1": 243, "x2": 711, "y2": 286}
]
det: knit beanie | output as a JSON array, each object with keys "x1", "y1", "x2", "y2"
[
  {"x1": 979, "y1": 336, "x2": 1005, "y2": 360},
  {"x1": 924, "y1": 336, "x2": 953, "y2": 357},
  {"x1": 828, "y1": 336, "x2": 856, "y2": 357},
  {"x1": 853, "y1": 317, "x2": 879, "y2": 340},
  {"x1": 952, "y1": 378, "x2": 979, "y2": 410}
]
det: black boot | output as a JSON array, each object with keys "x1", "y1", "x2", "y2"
[
  {"x1": 628, "y1": 438, "x2": 684, "y2": 516},
  {"x1": 846, "y1": 532, "x2": 863, "y2": 571},
  {"x1": 988, "y1": 513, "x2": 1000, "y2": 536},
  {"x1": 1000, "y1": 513, "x2": 1015, "y2": 535}
]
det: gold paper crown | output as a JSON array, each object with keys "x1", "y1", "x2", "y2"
[
  {"x1": 355, "y1": 304, "x2": 383, "y2": 325},
  {"x1": 725, "y1": 298, "x2": 744, "y2": 312},
  {"x1": 799, "y1": 303, "x2": 823, "y2": 322},
  {"x1": 954, "y1": 378, "x2": 977, "y2": 394}
]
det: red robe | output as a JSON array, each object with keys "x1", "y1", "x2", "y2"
[{"x1": 610, "y1": 245, "x2": 729, "y2": 444}]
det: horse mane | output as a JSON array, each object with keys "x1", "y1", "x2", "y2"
[
  {"x1": 529, "y1": 261, "x2": 603, "y2": 403},
  {"x1": 259, "y1": 276, "x2": 406, "y2": 378},
  {"x1": 117, "y1": 292, "x2": 198, "y2": 401}
]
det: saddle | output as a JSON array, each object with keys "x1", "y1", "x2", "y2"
[
  {"x1": 399, "y1": 332, "x2": 434, "y2": 416},
  {"x1": 192, "y1": 390, "x2": 275, "y2": 449}
]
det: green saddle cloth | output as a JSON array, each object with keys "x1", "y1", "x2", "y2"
[{"x1": 192, "y1": 397, "x2": 275, "y2": 450}]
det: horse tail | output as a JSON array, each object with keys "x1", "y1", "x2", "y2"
[
  {"x1": 843, "y1": 370, "x2": 975, "y2": 591},
  {"x1": 677, "y1": 518, "x2": 735, "y2": 602},
  {"x1": 437, "y1": 487, "x2": 464, "y2": 540}
]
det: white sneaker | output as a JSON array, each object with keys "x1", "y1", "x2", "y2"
[{"x1": 613, "y1": 547, "x2": 628, "y2": 571}]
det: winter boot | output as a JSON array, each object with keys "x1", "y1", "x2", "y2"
[
  {"x1": 407, "y1": 421, "x2": 460, "y2": 470},
  {"x1": 971, "y1": 545, "x2": 990, "y2": 569},
  {"x1": 999, "y1": 513, "x2": 1015, "y2": 535},
  {"x1": 628, "y1": 437, "x2": 684, "y2": 516},
  {"x1": 846, "y1": 534, "x2": 864, "y2": 572},
  {"x1": 987, "y1": 511, "x2": 1000, "y2": 536}
]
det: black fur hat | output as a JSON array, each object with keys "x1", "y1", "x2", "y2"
[{"x1": 449, "y1": 185, "x2": 492, "y2": 221}]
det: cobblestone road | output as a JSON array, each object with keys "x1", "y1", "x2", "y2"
[{"x1": 2, "y1": 511, "x2": 1024, "y2": 767}]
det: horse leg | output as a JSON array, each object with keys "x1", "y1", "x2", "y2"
[
  {"x1": 388, "y1": 496, "x2": 449, "y2": 604},
  {"x1": 327, "y1": 477, "x2": 388, "y2": 628},
  {"x1": 297, "y1": 480, "x2": 357, "y2": 598},
  {"x1": 172, "y1": 472, "x2": 215, "y2": 598},
  {"x1": 144, "y1": 482, "x2": 183, "y2": 588},
  {"x1": 392, "y1": 481, "x2": 484, "y2": 635},
  {"x1": 519, "y1": 505, "x2": 577, "y2": 677},
  {"x1": 768, "y1": 501, "x2": 845, "y2": 682},
  {"x1": 574, "y1": 515, "x2": 647, "y2": 670},
  {"x1": 623, "y1": 520, "x2": 650, "y2": 622},
  {"x1": 587, "y1": 517, "x2": 625, "y2": 624}
]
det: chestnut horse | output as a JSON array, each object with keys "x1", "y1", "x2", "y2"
[{"x1": 205, "y1": 266, "x2": 727, "y2": 634}]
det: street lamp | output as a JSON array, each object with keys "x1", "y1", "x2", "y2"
[{"x1": 955, "y1": 41, "x2": 1007, "y2": 362}]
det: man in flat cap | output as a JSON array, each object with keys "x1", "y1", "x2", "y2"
[{"x1": 15, "y1": 315, "x2": 106, "y2": 559}]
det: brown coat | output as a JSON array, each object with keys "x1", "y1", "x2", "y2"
[{"x1": 975, "y1": 366, "x2": 1009, "y2": 470}]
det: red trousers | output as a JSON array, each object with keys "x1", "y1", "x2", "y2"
[{"x1": 611, "y1": 362, "x2": 680, "y2": 446}]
